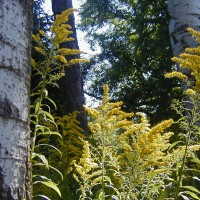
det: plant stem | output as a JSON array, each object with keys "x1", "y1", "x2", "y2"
[
  {"x1": 101, "y1": 129, "x2": 106, "y2": 200},
  {"x1": 174, "y1": 97, "x2": 196, "y2": 199}
]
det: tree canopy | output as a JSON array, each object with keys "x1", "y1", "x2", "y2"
[{"x1": 79, "y1": 0, "x2": 183, "y2": 124}]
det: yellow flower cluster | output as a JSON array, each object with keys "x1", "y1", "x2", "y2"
[
  {"x1": 165, "y1": 71, "x2": 188, "y2": 81},
  {"x1": 51, "y1": 9, "x2": 75, "y2": 48},
  {"x1": 32, "y1": 32, "x2": 46, "y2": 58},
  {"x1": 84, "y1": 85, "x2": 175, "y2": 182},
  {"x1": 69, "y1": 58, "x2": 90, "y2": 65},
  {"x1": 74, "y1": 141, "x2": 98, "y2": 180},
  {"x1": 84, "y1": 84, "x2": 134, "y2": 139},
  {"x1": 52, "y1": 55, "x2": 67, "y2": 64},
  {"x1": 32, "y1": 33, "x2": 41, "y2": 43},
  {"x1": 188, "y1": 28, "x2": 200, "y2": 43},
  {"x1": 53, "y1": 112, "x2": 85, "y2": 175},
  {"x1": 133, "y1": 119, "x2": 174, "y2": 168},
  {"x1": 56, "y1": 113, "x2": 85, "y2": 138},
  {"x1": 169, "y1": 28, "x2": 200, "y2": 91},
  {"x1": 57, "y1": 48, "x2": 80, "y2": 55},
  {"x1": 75, "y1": 85, "x2": 200, "y2": 198},
  {"x1": 32, "y1": 8, "x2": 89, "y2": 66},
  {"x1": 184, "y1": 88, "x2": 196, "y2": 96}
]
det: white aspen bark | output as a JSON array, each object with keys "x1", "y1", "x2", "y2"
[
  {"x1": 168, "y1": 0, "x2": 200, "y2": 89},
  {"x1": 0, "y1": 0, "x2": 32, "y2": 199}
]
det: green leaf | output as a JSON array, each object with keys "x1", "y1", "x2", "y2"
[
  {"x1": 32, "y1": 153, "x2": 49, "y2": 169},
  {"x1": 33, "y1": 195, "x2": 51, "y2": 200},
  {"x1": 181, "y1": 186, "x2": 200, "y2": 194},
  {"x1": 104, "y1": 176, "x2": 112, "y2": 185},
  {"x1": 36, "y1": 125, "x2": 45, "y2": 134},
  {"x1": 95, "y1": 189, "x2": 104, "y2": 199},
  {"x1": 168, "y1": 141, "x2": 182, "y2": 151},
  {"x1": 182, "y1": 191, "x2": 200, "y2": 200},
  {"x1": 35, "y1": 101, "x2": 41, "y2": 113},
  {"x1": 34, "y1": 180, "x2": 61, "y2": 197},
  {"x1": 30, "y1": 92, "x2": 39, "y2": 98},
  {"x1": 44, "y1": 97, "x2": 57, "y2": 109},
  {"x1": 40, "y1": 110, "x2": 54, "y2": 121},
  {"x1": 32, "y1": 175, "x2": 50, "y2": 181},
  {"x1": 180, "y1": 193, "x2": 190, "y2": 200},
  {"x1": 176, "y1": 161, "x2": 183, "y2": 176},
  {"x1": 34, "y1": 144, "x2": 62, "y2": 157},
  {"x1": 41, "y1": 131, "x2": 62, "y2": 138},
  {"x1": 191, "y1": 157, "x2": 200, "y2": 164},
  {"x1": 193, "y1": 177, "x2": 200, "y2": 182},
  {"x1": 49, "y1": 165, "x2": 63, "y2": 181},
  {"x1": 107, "y1": 185, "x2": 121, "y2": 198}
]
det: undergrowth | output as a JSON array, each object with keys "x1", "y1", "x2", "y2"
[
  {"x1": 31, "y1": 8, "x2": 200, "y2": 199},
  {"x1": 30, "y1": 9, "x2": 88, "y2": 199}
]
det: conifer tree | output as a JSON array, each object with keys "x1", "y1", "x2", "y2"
[{"x1": 79, "y1": 0, "x2": 182, "y2": 125}]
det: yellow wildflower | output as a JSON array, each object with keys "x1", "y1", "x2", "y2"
[
  {"x1": 184, "y1": 89, "x2": 196, "y2": 96},
  {"x1": 187, "y1": 28, "x2": 200, "y2": 43},
  {"x1": 57, "y1": 48, "x2": 81, "y2": 55},
  {"x1": 32, "y1": 33, "x2": 40, "y2": 43},
  {"x1": 39, "y1": 30, "x2": 45, "y2": 36},
  {"x1": 148, "y1": 119, "x2": 173, "y2": 136},
  {"x1": 31, "y1": 58, "x2": 36, "y2": 67},
  {"x1": 83, "y1": 105, "x2": 100, "y2": 118},
  {"x1": 91, "y1": 176, "x2": 103, "y2": 184},
  {"x1": 114, "y1": 120, "x2": 133, "y2": 129},
  {"x1": 52, "y1": 55, "x2": 68, "y2": 63},
  {"x1": 74, "y1": 141, "x2": 98, "y2": 179},
  {"x1": 69, "y1": 58, "x2": 90, "y2": 65},
  {"x1": 169, "y1": 28, "x2": 200, "y2": 91},
  {"x1": 188, "y1": 145, "x2": 200, "y2": 151},
  {"x1": 165, "y1": 71, "x2": 188, "y2": 81},
  {"x1": 34, "y1": 47, "x2": 46, "y2": 55}
]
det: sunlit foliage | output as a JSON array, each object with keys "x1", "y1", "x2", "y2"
[{"x1": 31, "y1": 9, "x2": 88, "y2": 199}]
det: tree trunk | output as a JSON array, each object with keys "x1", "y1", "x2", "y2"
[
  {"x1": 168, "y1": 0, "x2": 200, "y2": 90},
  {"x1": 0, "y1": 0, "x2": 33, "y2": 199},
  {"x1": 51, "y1": 0, "x2": 88, "y2": 134}
]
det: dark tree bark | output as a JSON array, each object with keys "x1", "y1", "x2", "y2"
[{"x1": 51, "y1": 0, "x2": 88, "y2": 134}]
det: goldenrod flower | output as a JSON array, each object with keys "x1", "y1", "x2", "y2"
[
  {"x1": 74, "y1": 141, "x2": 98, "y2": 179},
  {"x1": 165, "y1": 71, "x2": 188, "y2": 81},
  {"x1": 32, "y1": 33, "x2": 40, "y2": 43},
  {"x1": 57, "y1": 48, "x2": 81, "y2": 55},
  {"x1": 169, "y1": 28, "x2": 200, "y2": 91},
  {"x1": 188, "y1": 145, "x2": 200, "y2": 151},
  {"x1": 34, "y1": 47, "x2": 46, "y2": 55},
  {"x1": 184, "y1": 89, "x2": 196, "y2": 96},
  {"x1": 188, "y1": 28, "x2": 200, "y2": 43},
  {"x1": 31, "y1": 58, "x2": 36, "y2": 67},
  {"x1": 39, "y1": 30, "x2": 45, "y2": 36},
  {"x1": 53, "y1": 55, "x2": 68, "y2": 63},
  {"x1": 69, "y1": 58, "x2": 90, "y2": 65},
  {"x1": 114, "y1": 120, "x2": 133, "y2": 129}
]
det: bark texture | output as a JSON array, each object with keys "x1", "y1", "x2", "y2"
[
  {"x1": 168, "y1": 0, "x2": 200, "y2": 90},
  {"x1": 52, "y1": 0, "x2": 88, "y2": 134},
  {"x1": 0, "y1": 0, "x2": 33, "y2": 199}
]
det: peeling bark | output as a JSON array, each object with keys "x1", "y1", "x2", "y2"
[
  {"x1": 168, "y1": 0, "x2": 200, "y2": 90},
  {"x1": 0, "y1": 0, "x2": 33, "y2": 199}
]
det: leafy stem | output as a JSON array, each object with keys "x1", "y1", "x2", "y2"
[
  {"x1": 174, "y1": 96, "x2": 197, "y2": 199},
  {"x1": 101, "y1": 129, "x2": 106, "y2": 200}
]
